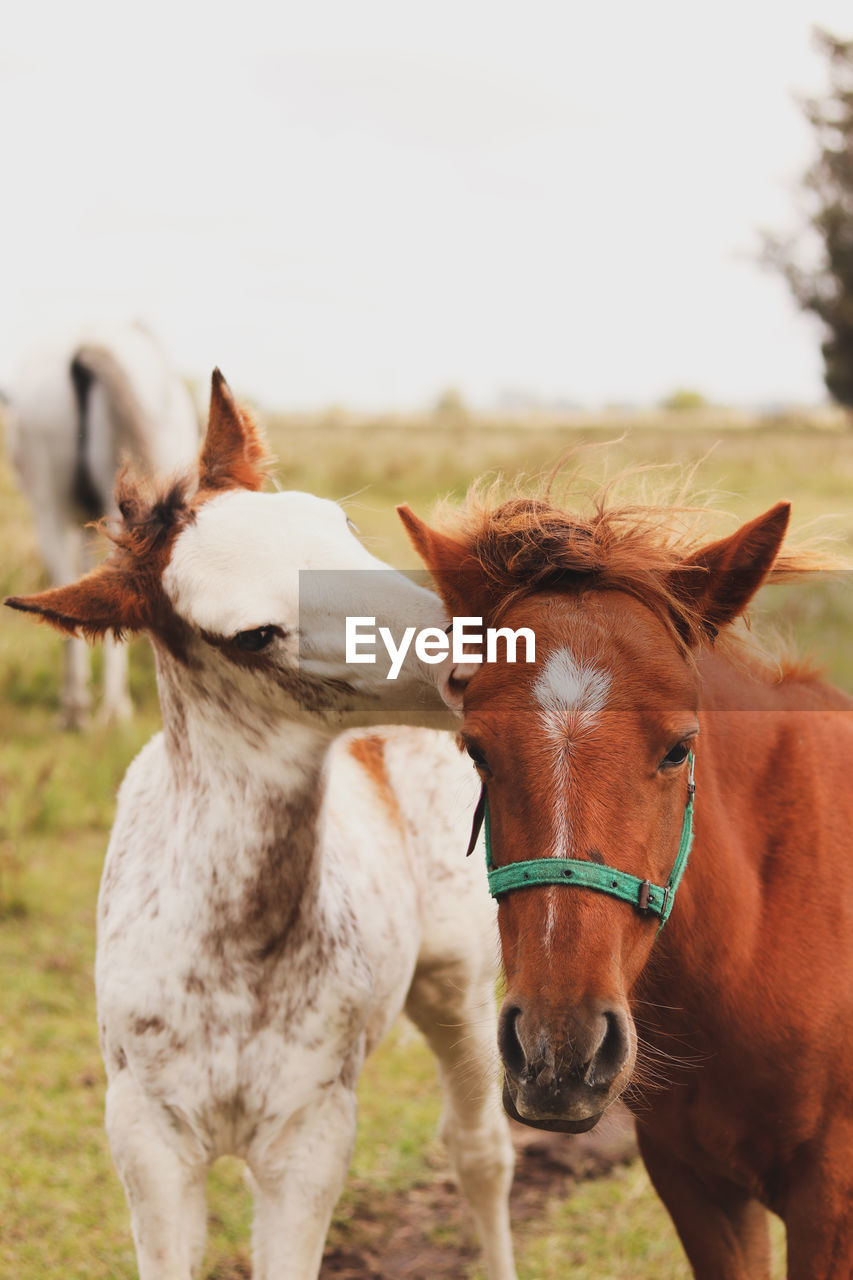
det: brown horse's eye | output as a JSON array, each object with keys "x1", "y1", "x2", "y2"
[
  {"x1": 661, "y1": 741, "x2": 690, "y2": 768},
  {"x1": 465, "y1": 742, "x2": 492, "y2": 776},
  {"x1": 234, "y1": 627, "x2": 277, "y2": 653}
]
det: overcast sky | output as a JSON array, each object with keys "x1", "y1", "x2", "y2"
[{"x1": 2, "y1": 1, "x2": 851, "y2": 410}]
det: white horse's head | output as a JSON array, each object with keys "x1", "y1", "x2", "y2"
[{"x1": 5, "y1": 371, "x2": 453, "y2": 730}]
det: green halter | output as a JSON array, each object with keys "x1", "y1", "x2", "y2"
[{"x1": 469, "y1": 754, "x2": 694, "y2": 930}]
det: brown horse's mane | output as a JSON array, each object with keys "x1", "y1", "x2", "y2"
[{"x1": 431, "y1": 474, "x2": 836, "y2": 676}]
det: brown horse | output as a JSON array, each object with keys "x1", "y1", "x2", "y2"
[{"x1": 399, "y1": 490, "x2": 853, "y2": 1279}]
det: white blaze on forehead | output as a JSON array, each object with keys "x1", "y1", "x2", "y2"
[
  {"x1": 533, "y1": 648, "x2": 611, "y2": 867},
  {"x1": 533, "y1": 648, "x2": 611, "y2": 742}
]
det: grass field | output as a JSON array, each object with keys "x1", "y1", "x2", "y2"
[{"x1": 4, "y1": 403, "x2": 851, "y2": 1278}]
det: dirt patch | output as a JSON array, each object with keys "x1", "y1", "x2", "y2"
[{"x1": 320, "y1": 1104, "x2": 637, "y2": 1279}]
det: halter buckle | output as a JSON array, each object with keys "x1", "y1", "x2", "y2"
[{"x1": 637, "y1": 880, "x2": 652, "y2": 912}]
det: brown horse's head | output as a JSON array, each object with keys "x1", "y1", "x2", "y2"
[{"x1": 399, "y1": 493, "x2": 792, "y2": 1132}]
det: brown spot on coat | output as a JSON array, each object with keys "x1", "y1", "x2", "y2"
[
  {"x1": 348, "y1": 735, "x2": 402, "y2": 828},
  {"x1": 134, "y1": 1015, "x2": 166, "y2": 1035}
]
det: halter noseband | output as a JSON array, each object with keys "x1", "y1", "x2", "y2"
[{"x1": 466, "y1": 753, "x2": 695, "y2": 930}]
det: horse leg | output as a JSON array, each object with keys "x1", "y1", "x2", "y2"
[
  {"x1": 784, "y1": 1128, "x2": 853, "y2": 1279},
  {"x1": 105, "y1": 1071, "x2": 208, "y2": 1279},
  {"x1": 636, "y1": 1125, "x2": 772, "y2": 1280},
  {"x1": 32, "y1": 509, "x2": 91, "y2": 727},
  {"x1": 61, "y1": 635, "x2": 92, "y2": 729},
  {"x1": 99, "y1": 632, "x2": 132, "y2": 723},
  {"x1": 787, "y1": 1208, "x2": 853, "y2": 1280},
  {"x1": 405, "y1": 961, "x2": 517, "y2": 1280},
  {"x1": 247, "y1": 1081, "x2": 358, "y2": 1280}
]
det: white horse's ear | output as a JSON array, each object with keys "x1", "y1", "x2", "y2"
[
  {"x1": 5, "y1": 565, "x2": 145, "y2": 641},
  {"x1": 198, "y1": 369, "x2": 270, "y2": 493}
]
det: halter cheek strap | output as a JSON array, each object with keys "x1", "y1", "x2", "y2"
[{"x1": 466, "y1": 753, "x2": 695, "y2": 930}]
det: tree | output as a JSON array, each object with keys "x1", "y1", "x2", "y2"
[
  {"x1": 659, "y1": 388, "x2": 708, "y2": 411},
  {"x1": 432, "y1": 386, "x2": 469, "y2": 420},
  {"x1": 763, "y1": 29, "x2": 853, "y2": 408}
]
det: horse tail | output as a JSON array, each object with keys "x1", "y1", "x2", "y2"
[
  {"x1": 70, "y1": 354, "x2": 105, "y2": 519},
  {"x1": 70, "y1": 342, "x2": 158, "y2": 506}
]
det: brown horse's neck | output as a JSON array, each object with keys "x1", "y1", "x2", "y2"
[{"x1": 636, "y1": 649, "x2": 853, "y2": 1032}]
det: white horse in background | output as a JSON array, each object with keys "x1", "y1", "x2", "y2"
[
  {"x1": 5, "y1": 372, "x2": 517, "y2": 1280},
  {"x1": 7, "y1": 321, "x2": 199, "y2": 726}
]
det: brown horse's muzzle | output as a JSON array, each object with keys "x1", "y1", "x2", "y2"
[{"x1": 497, "y1": 998, "x2": 633, "y2": 1133}]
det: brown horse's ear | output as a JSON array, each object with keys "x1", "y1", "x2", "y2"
[
  {"x1": 397, "y1": 505, "x2": 497, "y2": 621},
  {"x1": 669, "y1": 502, "x2": 791, "y2": 641},
  {"x1": 397, "y1": 505, "x2": 496, "y2": 711},
  {"x1": 198, "y1": 369, "x2": 269, "y2": 493},
  {"x1": 5, "y1": 565, "x2": 145, "y2": 641}
]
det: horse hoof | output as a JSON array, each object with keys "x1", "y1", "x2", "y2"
[
  {"x1": 96, "y1": 698, "x2": 134, "y2": 726},
  {"x1": 59, "y1": 705, "x2": 91, "y2": 732}
]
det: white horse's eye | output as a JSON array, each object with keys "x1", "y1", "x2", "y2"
[
  {"x1": 234, "y1": 626, "x2": 277, "y2": 653},
  {"x1": 346, "y1": 517, "x2": 360, "y2": 535}
]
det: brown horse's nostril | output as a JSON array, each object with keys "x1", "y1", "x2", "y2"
[
  {"x1": 498, "y1": 1003, "x2": 527, "y2": 1077},
  {"x1": 584, "y1": 1007, "x2": 631, "y2": 1089}
]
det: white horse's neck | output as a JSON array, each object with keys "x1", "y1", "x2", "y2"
[
  {"x1": 153, "y1": 646, "x2": 336, "y2": 956},
  {"x1": 156, "y1": 645, "x2": 333, "y2": 784}
]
